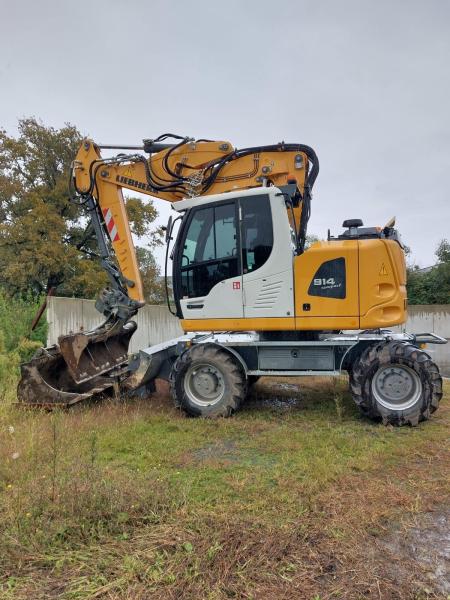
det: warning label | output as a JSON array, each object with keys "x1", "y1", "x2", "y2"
[{"x1": 379, "y1": 263, "x2": 388, "y2": 276}]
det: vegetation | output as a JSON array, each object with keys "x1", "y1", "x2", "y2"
[
  {"x1": 0, "y1": 374, "x2": 448, "y2": 599},
  {"x1": 0, "y1": 118, "x2": 163, "y2": 302},
  {"x1": 0, "y1": 292, "x2": 47, "y2": 400},
  {"x1": 407, "y1": 239, "x2": 450, "y2": 304}
]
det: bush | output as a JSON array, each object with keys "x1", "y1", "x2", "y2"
[
  {"x1": 0, "y1": 291, "x2": 47, "y2": 351},
  {"x1": 0, "y1": 290, "x2": 47, "y2": 399}
]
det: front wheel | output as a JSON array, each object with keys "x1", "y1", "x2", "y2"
[
  {"x1": 349, "y1": 341, "x2": 443, "y2": 426},
  {"x1": 170, "y1": 343, "x2": 246, "y2": 418}
]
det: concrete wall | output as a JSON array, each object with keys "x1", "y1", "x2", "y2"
[
  {"x1": 47, "y1": 297, "x2": 183, "y2": 354},
  {"x1": 47, "y1": 298, "x2": 450, "y2": 376},
  {"x1": 394, "y1": 305, "x2": 450, "y2": 377}
]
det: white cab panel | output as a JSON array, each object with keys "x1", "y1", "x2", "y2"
[
  {"x1": 243, "y1": 191, "x2": 295, "y2": 318},
  {"x1": 180, "y1": 276, "x2": 243, "y2": 319}
]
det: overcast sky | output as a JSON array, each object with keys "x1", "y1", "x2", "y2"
[{"x1": 1, "y1": 0, "x2": 449, "y2": 269}]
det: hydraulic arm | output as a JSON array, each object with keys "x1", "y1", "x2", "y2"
[
  {"x1": 18, "y1": 135, "x2": 319, "y2": 406},
  {"x1": 72, "y1": 136, "x2": 318, "y2": 303}
]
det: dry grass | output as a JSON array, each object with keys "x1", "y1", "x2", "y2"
[{"x1": 0, "y1": 376, "x2": 448, "y2": 599}]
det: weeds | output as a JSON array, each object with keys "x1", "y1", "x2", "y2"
[
  {"x1": 0, "y1": 377, "x2": 448, "y2": 599},
  {"x1": 331, "y1": 374, "x2": 346, "y2": 421},
  {"x1": 0, "y1": 292, "x2": 47, "y2": 401}
]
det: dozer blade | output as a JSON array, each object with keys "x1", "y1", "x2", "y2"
[{"x1": 17, "y1": 320, "x2": 137, "y2": 408}]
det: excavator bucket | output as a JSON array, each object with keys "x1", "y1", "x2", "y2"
[
  {"x1": 58, "y1": 320, "x2": 137, "y2": 384},
  {"x1": 17, "y1": 321, "x2": 137, "y2": 407}
]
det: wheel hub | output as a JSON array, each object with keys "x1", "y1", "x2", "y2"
[
  {"x1": 184, "y1": 363, "x2": 225, "y2": 406},
  {"x1": 372, "y1": 364, "x2": 422, "y2": 411}
]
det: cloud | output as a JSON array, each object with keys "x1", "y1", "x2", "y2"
[{"x1": 1, "y1": 0, "x2": 449, "y2": 266}]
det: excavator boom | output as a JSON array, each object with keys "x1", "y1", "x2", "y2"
[
  {"x1": 73, "y1": 137, "x2": 317, "y2": 302},
  {"x1": 18, "y1": 134, "x2": 318, "y2": 406}
]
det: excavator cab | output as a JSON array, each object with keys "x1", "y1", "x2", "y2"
[{"x1": 171, "y1": 187, "x2": 295, "y2": 325}]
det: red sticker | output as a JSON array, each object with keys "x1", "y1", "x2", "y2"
[
  {"x1": 102, "y1": 208, "x2": 120, "y2": 242},
  {"x1": 233, "y1": 281, "x2": 241, "y2": 290}
]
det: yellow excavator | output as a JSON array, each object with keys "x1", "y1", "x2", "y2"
[{"x1": 18, "y1": 134, "x2": 446, "y2": 425}]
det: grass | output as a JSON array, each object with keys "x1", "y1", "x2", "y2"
[
  {"x1": 0, "y1": 292, "x2": 47, "y2": 403},
  {"x1": 0, "y1": 375, "x2": 448, "y2": 599}
]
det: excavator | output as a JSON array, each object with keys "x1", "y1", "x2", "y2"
[{"x1": 17, "y1": 134, "x2": 446, "y2": 426}]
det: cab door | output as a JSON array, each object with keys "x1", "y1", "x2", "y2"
[
  {"x1": 241, "y1": 191, "x2": 295, "y2": 320},
  {"x1": 177, "y1": 200, "x2": 244, "y2": 320}
]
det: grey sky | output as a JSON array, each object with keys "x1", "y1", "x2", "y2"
[{"x1": 1, "y1": 0, "x2": 449, "y2": 269}]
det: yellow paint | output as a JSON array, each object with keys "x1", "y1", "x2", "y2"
[
  {"x1": 292, "y1": 237, "x2": 406, "y2": 330},
  {"x1": 359, "y1": 238, "x2": 407, "y2": 328},
  {"x1": 181, "y1": 317, "x2": 297, "y2": 332},
  {"x1": 294, "y1": 240, "x2": 359, "y2": 318},
  {"x1": 72, "y1": 141, "x2": 143, "y2": 301},
  {"x1": 295, "y1": 315, "x2": 360, "y2": 329},
  {"x1": 95, "y1": 180, "x2": 144, "y2": 302}
]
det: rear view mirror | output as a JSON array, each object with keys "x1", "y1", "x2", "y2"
[{"x1": 165, "y1": 215, "x2": 173, "y2": 243}]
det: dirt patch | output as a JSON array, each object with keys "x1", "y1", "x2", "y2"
[
  {"x1": 245, "y1": 379, "x2": 303, "y2": 411},
  {"x1": 191, "y1": 439, "x2": 238, "y2": 462},
  {"x1": 182, "y1": 439, "x2": 278, "y2": 468},
  {"x1": 377, "y1": 508, "x2": 450, "y2": 595}
]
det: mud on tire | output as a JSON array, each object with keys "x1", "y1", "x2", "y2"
[
  {"x1": 349, "y1": 341, "x2": 443, "y2": 426},
  {"x1": 169, "y1": 343, "x2": 246, "y2": 418}
]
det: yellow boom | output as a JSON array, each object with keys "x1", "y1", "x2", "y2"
[{"x1": 73, "y1": 138, "x2": 315, "y2": 302}]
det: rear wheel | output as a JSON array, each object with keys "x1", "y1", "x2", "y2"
[
  {"x1": 350, "y1": 341, "x2": 442, "y2": 426},
  {"x1": 170, "y1": 343, "x2": 246, "y2": 417}
]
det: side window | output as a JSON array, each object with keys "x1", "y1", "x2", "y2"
[
  {"x1": 182, "y1": 208, "x2": 213, "y2": 266},
  {"x1": 241, "y1": 195, "x2": 273, "y2": 274},
  {"x1": 180, "y1": 202, "x2": 239, "y2": 298},
  {"x1": 214, "y1": 203, "x2": 237, "y2": 259}
]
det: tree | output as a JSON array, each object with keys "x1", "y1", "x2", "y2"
[
  {"x1": 136, "y1": 247, "x2": 167, "y2": 304},
  {"x1": 0, "y1": 118, "x2": 162, "y2": 300},
  {"x1": 407, "y1": 239, "x2": 450, "y2": 304}
]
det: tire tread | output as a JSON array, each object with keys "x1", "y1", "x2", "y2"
[
  {"x1": 169, "y1": 343, "x2": 246, "y2": 418},
  {"x1": 349, "y1": 341, "x2": 442, "y2": 426}
]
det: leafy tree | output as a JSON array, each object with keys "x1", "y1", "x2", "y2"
[
  {"x1": 407, "y1": 239, "x2": 450, "y2": 304},
  {"x1": 0, "y1": 118, "x2": 162, "y2": 300},
  {"x1": 436, "y1": 239, "x2": 450, "y2": 264},
  {"x1": 136, "y1": 247, "x2": 168, "y2": 304}
]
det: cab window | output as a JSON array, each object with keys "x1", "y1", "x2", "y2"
[
  {"x1": 241, "y1": 194, "x2": 273, "y2": 273},
  {"x1": 180, "y1": 202, "x2": 238, "y2": 298}
]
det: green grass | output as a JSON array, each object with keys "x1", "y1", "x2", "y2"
[
  {"x1": 0, "y1": 376, "x2": 448, "y2": 599},
  {"x1": 0, "y1": 292, "x2": 47, "y2": 402}
]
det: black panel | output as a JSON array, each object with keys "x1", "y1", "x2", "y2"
[
  {"x1": 308, "y1": 257, "x2": 346, "y2": 299},
  {"x1": 241, "y1": 194, "x2": 273, "y2": 274}
]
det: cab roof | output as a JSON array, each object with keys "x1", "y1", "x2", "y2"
[{"x1": 172, "y1": 185, "x2": 280, "y2": 212}]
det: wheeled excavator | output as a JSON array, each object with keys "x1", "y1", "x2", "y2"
[{"x1": 17, "y1": 134, "x2": 446, "y2": 425}]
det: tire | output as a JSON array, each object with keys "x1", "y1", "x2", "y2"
[
  {"x1": 349, "y1": 341, "x2": 443, "y2": 426},
  {"x1": 169, "y1": 343, "x2": 246, "y2": 418}
]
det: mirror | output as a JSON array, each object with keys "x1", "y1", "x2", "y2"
[{"x1": 165, "y1": 215, "x2": 173, "y2": 243}]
